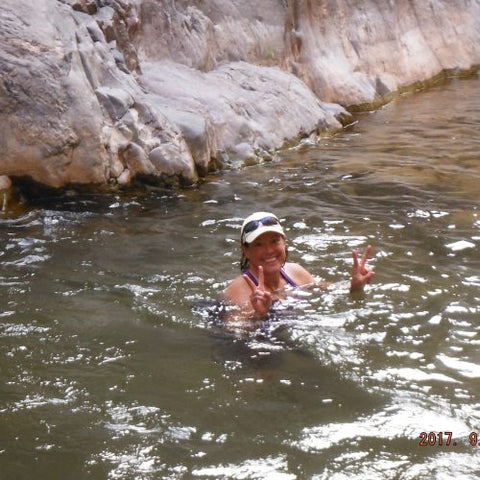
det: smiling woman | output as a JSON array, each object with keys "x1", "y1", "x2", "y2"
[{"x1": 223, "y1": 211, "x2": 375, "y2": 321}]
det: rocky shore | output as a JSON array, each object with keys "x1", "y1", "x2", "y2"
[{"x1": 1, "y1": 0, "x2": 479, "y2": 193}]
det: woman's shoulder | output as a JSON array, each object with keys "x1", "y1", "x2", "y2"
[
  {"x1": 223, "y1": 274, "x2": 251, "y2": 304},
  {"x1": 283, "y1": 262, "x2": 315, "y2": 286}
]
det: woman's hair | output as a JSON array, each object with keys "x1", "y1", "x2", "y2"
[
  {"x1": 240, "y1": 246, "x2": 249, "y2": 270},
  {"x1": 240, "y1": 257, "x2": 248, "y2": 270}
]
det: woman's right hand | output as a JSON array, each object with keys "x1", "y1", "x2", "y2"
[{"x1": 243, "y1": 266, "x2": 272, "y2": 318}]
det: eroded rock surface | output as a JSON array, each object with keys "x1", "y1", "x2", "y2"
[
  {"x1": 282, "y1": 0, "x2": 480, "y2": 106},
  {"x1": 1, "y1": 0, "x2": 479, "y2": 190}
]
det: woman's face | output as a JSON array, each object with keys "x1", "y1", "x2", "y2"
[{"x1": 242, "y1": 232, "x2": 287, "y2": 275}]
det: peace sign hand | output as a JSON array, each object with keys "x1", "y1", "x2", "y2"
[
  {"x1": 350, "y1": 245, "x2": 375, "y2": 292},
  {"x1": 242, "y1": 266, "x2": 272, "y2": 318}
]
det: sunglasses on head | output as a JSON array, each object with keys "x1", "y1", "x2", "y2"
[{"x1": 242, "y1": 216, "x2": 280, "y2": 236}]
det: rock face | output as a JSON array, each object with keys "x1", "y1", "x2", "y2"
[
  {"x1": 1, "y1": 0, "x2": 479, "y2": 190},
  {"x1": 282, "y1": 0, "x2": 480, "y2": 107}
]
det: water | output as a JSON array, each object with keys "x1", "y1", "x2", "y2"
[{"x1": 1, "y1": 75, "x2": 480, "y2": 479}]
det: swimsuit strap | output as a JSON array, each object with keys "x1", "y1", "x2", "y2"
[
  {"x1": 280, "y1": 267, "x2": 298, "y2": 288},
  {"x1": 242, "y1": 267, "x2": 298, "y2": 288},
  {"x1": 242, "y1": 269, "x2": 259, "y2": 286}
]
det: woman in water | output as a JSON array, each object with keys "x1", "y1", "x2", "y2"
[{"x1": 224, "y1": 211, "x2": 375, "y2": 320}]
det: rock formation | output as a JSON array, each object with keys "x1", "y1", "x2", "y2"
[
  {"x1": 1, "y1": 0, "x2": 479, "y2": 191},
  {"x1": 282, "y1": 0, "x2": 480, "y2": 107}
]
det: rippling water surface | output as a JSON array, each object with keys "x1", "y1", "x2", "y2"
[{"x1": 2, "y1": 76, "x2": 480, "y2": 479}]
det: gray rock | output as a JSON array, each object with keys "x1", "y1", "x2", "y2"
[
  {"x1": 282, "y1": 0, "x2": 480, "y2": 106},
  {"x1": 1, "y1": 0, "x2": 479, "y2": 190},
  {"x1": 96, "y1": 86, "x2": 134, "y2": 121}
]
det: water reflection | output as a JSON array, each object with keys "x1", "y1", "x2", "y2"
[{"x1": 2, "y1": 76, "x2": 480, "y2": 479}]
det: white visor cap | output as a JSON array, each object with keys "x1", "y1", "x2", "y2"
[{"x1": 240, "y1": 211, "x2": 285, "y2": 244}]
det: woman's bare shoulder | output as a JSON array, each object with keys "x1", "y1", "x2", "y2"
[
  {"x1": 284, "y1": 262, "x2": 315, "y2": 285},
  {"x1": 223, "y1": 274, "x2": 251, "y2": 304}
]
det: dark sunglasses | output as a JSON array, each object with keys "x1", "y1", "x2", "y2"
[{"x1": 242, "y1": 216, "x2": 280, "y2": 236}]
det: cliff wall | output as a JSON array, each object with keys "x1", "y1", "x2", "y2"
[{"x1": 1, "y1": 0, "x2": 479, "y2": 190}]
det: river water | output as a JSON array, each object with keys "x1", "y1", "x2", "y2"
[{"x1": 1, "y1": 75, "x2": 480, "y2": 479}]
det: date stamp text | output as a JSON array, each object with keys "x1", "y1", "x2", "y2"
[{"x1": 419, "y1": 431, "x2": 479, "y2": 447}]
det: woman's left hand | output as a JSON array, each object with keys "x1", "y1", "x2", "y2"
[{"x1": 350, "y1": 245, "x2": 375, "y2": 292}]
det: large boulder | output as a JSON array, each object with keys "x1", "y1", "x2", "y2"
[{"x1": 1, "y1": 0, "x2": 479, "y2": 190}]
